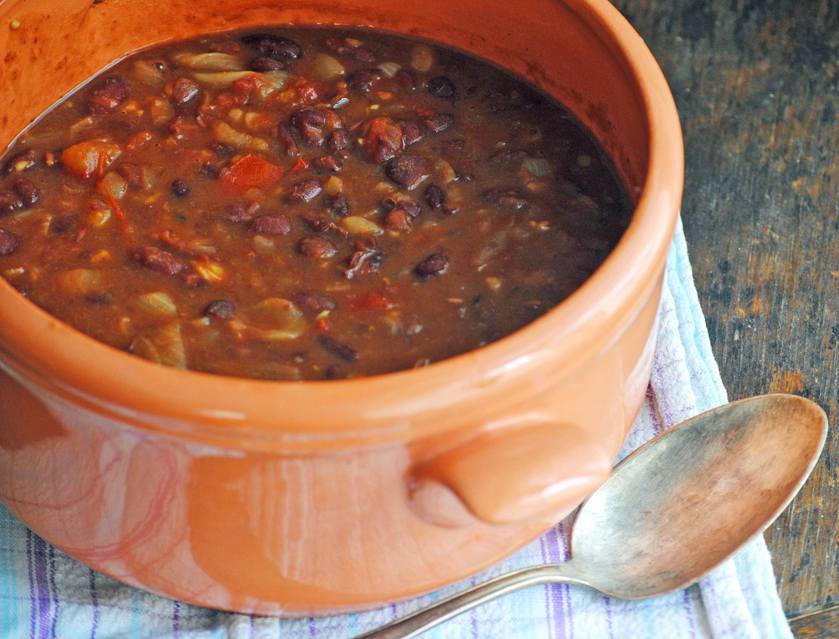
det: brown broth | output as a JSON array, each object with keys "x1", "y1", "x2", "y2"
[{"x1": 0, "y1": 28, "x2": 632, "y2": 380}]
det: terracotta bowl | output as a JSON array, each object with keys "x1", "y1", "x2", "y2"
[{"x1": 0, "y1": 0, "x2": 682, "y2": 615}]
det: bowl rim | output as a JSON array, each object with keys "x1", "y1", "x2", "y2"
[{"x1": 0, "y1": 0, "x2": 683, "y2": 448}]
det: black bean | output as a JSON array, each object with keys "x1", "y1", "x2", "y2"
[
  {"x1": 199, "y1": 162, "x2": 220, "y2": 179},
  {"x1": 328, "y1": 193, "x2": 349, "y2": 217},
  {"x1": 0, "y1": 229, "x2": 19, "y2": 256},
  {"x1": 12, "y1": 178, "x2": 41, "y2": 208},
  {"x1": 348, "y1": 68, "x2": 382, "y2": 94},
  {"x1": 424, "y1": 184, "x2": 445, "y2": 209},
  {"x1": 170, "y1": 179, "x2": 191, "y2": 198},
  {"x1": 287, "y1": 179, "x2": 322, "y2": 203},
  {"x1": 251, "y1": 214, "x2": 291, "y2": 235},
  {"x1": 241, "y1": 33, "x2": 303, "y2": 60},
  {"x1": 415, "y1": 252, "x2": 449, "y2": 279},
  {"x1": 318, "y1": 334, "x2": 359, "y2": 363},
  {"x1": 0, "y1": 191, "x2": 24, "y2": 215},
  {"x1": 385, "y1": 155, "x2": 430, "y2": 190},
  {"x1": 204, "y1": 299, "x2": 236, "y2": 320},
  {"x1": 427, "y1": 76, "x2": 457, "y2": 99},
  {"x1": 212, "y1": 142, "x2": 236, "y2": 157},
  {"x1": 250, "y1": 56, "x2": 286, "y2": 72},
  {"x1": 49, "y1": 214, "x2": 78, "y2": 235},
  {"x1": 298, "y1": 236, "x2": 337, "y2": 259}
]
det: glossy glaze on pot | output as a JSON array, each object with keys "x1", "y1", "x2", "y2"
[{"x1": 0, "y1": 0, "x2": 683, "y2": 614}]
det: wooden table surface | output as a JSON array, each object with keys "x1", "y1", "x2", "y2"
[{"x1": 615, "y1": 0, "x2": 838, "y2": 635}]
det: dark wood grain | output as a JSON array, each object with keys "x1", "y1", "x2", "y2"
[
  {"x1": 790, "y1": 606, "x2": 839, "y2": 639},
  {"x1": 615, "y1": 0, "x2": 838, "y2": 622}
]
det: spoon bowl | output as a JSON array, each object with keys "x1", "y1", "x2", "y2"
[{"x1": 361, "y1": 394, "x2": 828, "y2": 638}]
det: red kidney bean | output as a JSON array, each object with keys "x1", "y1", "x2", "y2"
[
  {"x1": 0, "y1": 229, "x2": 19, "y2": 256},
  {"x1": 385, "y1": 154, "x2": 429, "y2": 190},
  {"x1": 301, "y1": 211, "x2": 345, "y2": 236},
  {"x1": 424, "y1": 183, "x2": 445, "y2": 209},
  {"x1": 290, "y1": 107, "x2": 328, "y2": 146},
  {"x1": 415, "y1": 252, "x2": 449, "y2": 279},
  {"x1": 251, "y1": 214, "x2": 291, "y2": 235},
  {"x1": 199, "y1": 162, "x2": 221, "y2": 179},
  {"x1": 203, "y1": 299, "x2": 236, "y2": 320},
  {"x1": 277, "y1": 123, "x2": 299, "y2": 158},
  {"x1": 318, "y1": 334, "x2": 359, "y2": 362},
  {"x1": 326, "y1": 129, "x2": 349, "y2": 153},
  {"x1": 344, "y1": 240, "x2": 382, "y2": 279},
  {"x1": 421, "y1": 113, "x2": 454, "y2": 134},
  {"x1": 385, "y1": 209, "x2": 411, "y2": 231},
  {"x1": 241, "y1": 33, "x2": 303, "y2": 60},
  {"x1": 171, "y1": 77, "x2": 200, "y2": 105},
  {"x1": 490, "y1": 148, "x2": 527, "y2": 164},
  {"x1": 481, "y1": 188, "x2": 529, "y2": 209},
  {"x1": 13, "y1": 178, "x2": 42, "y2": 207},
  {"x1": 298, "y1": 236, "x2": 337, "y2": 259},
  {"x1": 212, "y1": 142, "x2": 236, "y2": 157},
  {"x1": 381, "y1": 197, "x2": 421, "y2": 218},
  {"x1": 250, "y1": 56, "x2": 286, "y2": 72},
  {"x1": 130, "y1": 246, "x2": 187, "y2": 275},
  {"x1": 287, "y1": 179, "x2": 322, "y2": 203},
  {"x1": 227, "y1": 202, "x2": 260, "y2": 224},
  {"x1": 311, "y1": 155, "x2": 342, "y2": 173},
  {"x1": 87, "y1": 75, "x2": 129, "y2": 114},
  {"x1": 442, "y1": 139, "x2": 466, "y2": 154},
  {"x1": 364, "y1": 117, "x2": 404, "y2": 164},
  {"x1": 426, "y1": 76, "x2": 456, "y2": 99},
  {"x1": 296, "y1": 291, "x2": 336, "y2": 315},
  {"x1": 395, "y1": 69, "x2": 416, "y2": 91},
  {"x1": 117, "y1": 163, "x2": 143, "y2": 188},
  {"x1": 400, "y1": 121, "x2": 423, "y2": 146}
]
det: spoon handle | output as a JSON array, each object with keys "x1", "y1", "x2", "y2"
[{"x1": 355, "y1": 563, "x2": 588, "y2": 639}]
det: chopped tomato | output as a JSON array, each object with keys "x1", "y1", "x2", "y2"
[
  {"x1": 220, "y1": 154, "x2": 284, "y2": 191},
  {"x1": 290, "y1": 157, "x2": 309, "y2": 174},
  {"x1": 60, "y1": 139, "x2": 122, "y2": 180},
  {"x1": 350, "y1": 291, "x2": 393, "y2": 311},
  {"x1": 125, "y1": 130, "x2": 153, "y2": 153}
]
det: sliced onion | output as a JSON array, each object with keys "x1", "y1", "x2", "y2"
[
  {"x1": 312, "y1": 53, "x2": 345, "y2": 81},
  {"x1": 342, "y1": 216, "x2": 384, "y2": 236},
  {"x1": 132, "y1": 291, "x2": 178, "y2": 317},
  {"x1": 173, "y1": 51, "x2": 243, "y2": 71}
]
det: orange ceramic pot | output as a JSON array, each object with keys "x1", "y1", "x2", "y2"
[{"x1": 0, "y1": 0, "x2": 682, "y2": 615}]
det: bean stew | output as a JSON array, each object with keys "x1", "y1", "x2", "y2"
[{"x1": 0, "y1": 28, "x2": 632, "y2": 380}]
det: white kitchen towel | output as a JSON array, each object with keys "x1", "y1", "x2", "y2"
[{"x1": 0, "y1": 219, "x2": 793, "y2": 638}]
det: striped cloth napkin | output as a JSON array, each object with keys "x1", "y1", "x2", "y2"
[{"x1": 0, "y1": 220, "x2": 793, "y2": 638}]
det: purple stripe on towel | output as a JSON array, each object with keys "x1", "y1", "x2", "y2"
[
  {"x1": 26, "y1": 531, "x2": 36, "y2": 639},
  {"x1": 32, "y1": 535, "x2": 51, "y2": 639},
  {"x1": 89, "y1": 569, "x2": 100, "y2": 639},
  {"x1": 49, "y1": 545, "x2": 59, "y2": 639}
]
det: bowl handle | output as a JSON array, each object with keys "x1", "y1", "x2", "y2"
[{"x1": 409, "y1": 422, "x2": 613, "y2": 525}]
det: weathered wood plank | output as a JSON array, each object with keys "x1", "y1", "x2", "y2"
[{"x1": 615, "y1": 0, "x2": 838, "y2": 619}]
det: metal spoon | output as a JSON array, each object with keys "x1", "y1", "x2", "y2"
[{"x1": 359, "y1": 393, "x2": 827, "y2": 639}]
